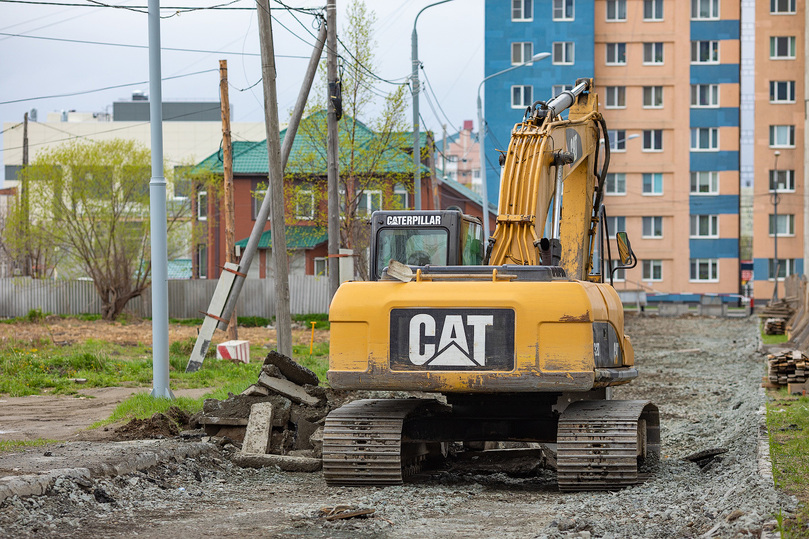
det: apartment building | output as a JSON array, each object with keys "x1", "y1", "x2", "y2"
[
  {"x1": 484, "y1": 0, "x2": 747, "y2": 298},
  {"x1": 436, "y1": 120, "x2": 483, "y2": 194}
]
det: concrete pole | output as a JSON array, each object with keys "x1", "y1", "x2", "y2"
[
  {"x1": 219, "y1": 59, "x2": 238, "y2": 341},
  {"x1": 804, "y1": 1, "x2": 809, "y2": 280},
  {"x1": 256, "y1": 0, "x2": 292, "y2": 358},
  {"x1": 147, "y1": 0, "x2": 173, "y2": 400},
  {"x1": 327, "y1": 0, "x2": 340, "y2": 298},
  {"x1": 22, "y1": 112, "x2": 30, "y2": 277}
]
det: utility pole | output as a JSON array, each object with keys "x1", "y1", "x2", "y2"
[
  {"x1": 256, "y1": 0, "x2": 292, "y2": 358},
  {"x1": 441, "y1": 123, "x2": 447, "y2": 179},
  {"x1": 22, "y1": 112, "x2": 30, "y2": 277},
  {"x1": 326, "y1": 0, "x2": 340, "y2": 299},
  {"x1": 219, "y1": 59, "x2": 238, "y2": 340}
]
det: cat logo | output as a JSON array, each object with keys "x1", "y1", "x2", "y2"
[{"x1": 408, "y1": 313, "x2": 493, "y2": 366}]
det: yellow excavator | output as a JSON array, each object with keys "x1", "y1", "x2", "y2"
[{"x1": 322, "y1": 79, "x2": 660, "y2": 491}]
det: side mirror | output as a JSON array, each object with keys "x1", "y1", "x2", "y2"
[{"x1": 615, "y1": 232, "x2": 634, "y2": 266}]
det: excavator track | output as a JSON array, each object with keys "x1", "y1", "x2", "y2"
[
  {"x1": 322, "y1": 398, "x2": 436, "y2": 486},
  {"x1": 557, "y1": 400, "x2": 660, "y2": 491}
]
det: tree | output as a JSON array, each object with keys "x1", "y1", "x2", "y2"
[
  {"x1": 2, "y1": 139, "x2": 190, "y2": 320},
  {"x1": 289, "y1": 0, "x2": 413, "y2": 280}
]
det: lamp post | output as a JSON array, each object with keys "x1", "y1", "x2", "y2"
[
  {"x1": 476, "y1": 52, "x2": 550, "y2": 241},
  {"x1": 771, "y1": 150, "x2": 781, "y2": 301},
  {"x1": 412, "y1": 0, "x2": 454, "y2": 210}
]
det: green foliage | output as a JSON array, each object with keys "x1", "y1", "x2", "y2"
[
  {"x1": 293, "y1": 313, "x2": 329, "y2": 330},
  {"x1": 169, "y1": 318, "x2": 204, "y2": 326},
  {"x1": 238, "y1": 316, "x2": 273, "y2": 328},
  {"x1": 0, "y1": 439, "x2": 59, "y2": 453},
  {"x1": 26, "y1": 308, "x2": 49, "y2": 323}
]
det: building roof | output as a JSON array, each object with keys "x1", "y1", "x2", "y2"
[
  {"x1": 235, "y1": 226, "x2": 327, "y2": 250},
  {"x1": 167, "y1": 259, "x2": 192, "y2": 279},
  {"x1": 438, "y1": 175, "x2": 497, "y2": 214}
]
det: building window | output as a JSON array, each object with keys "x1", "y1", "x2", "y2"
[
  {"x1": 606, "y1": 43, "x2": 626, "y2": 65},
  {"x1": 769, "y1": 125, "x2": 795, "y2": 147},
  {"x1": 197, "y1": 244, "x2": 208, "y2": 279},
  {"x1": 512, "y1": 0, "x2": 533, "y2": 21},
  {"x1": 608, "y1": 130, "x2": 627, "y2": 152},
  {"x1": 553, "y1": 41, "x2": 574, "y2": 64},
  {"x1": 690, "y1": 214, "x2": 719, "y2": 238},
  {"x1": 642, "y1": 217, "x2": 663, "y2": 238},
  {"x1": 642, "y1": 259, "x2": 663, "y2": 281},
  {"x1": 691, "y1": 84, "x2": 719, "y2": 107},
  {"x1": 691, "y1": 40, "x2": 719, "y2": 63},
  {"x1": 644, "y1": 0, "x2": 663, "y2": 20},
  {"x1": 197, "y1": 190, "x2": 208, "y2": 221},
  {"x1": 391, "y1": 184, "x2": 409, "y2": 209},
  {"x1": 643, "y1": 130, "x2": 662, "y2": 152},
  {"x1": 294, "y1": 189, "x2": 314, "y2": 220},
  {"x1": 252, "y1": 184, "x2": 268, "y2": 220},
  {"x1": 691, "y1": 171, "x2": 719, "y2": 194},
  {"x1": 314, "y1": 257, "x2": 328, "y2": 276},
  {"x1": 769, "y1": 258, "x2": 796, "y2": 280},
  {"x1": 692, "y1": 0, "x2": 718, "y2": 19},
  {"x1": 511, "y1": 85, "x2": 533, "y2": 108},
  {"x1": 691, "y1": 127, "x2": 719, "y2": 151},
  {"x1": 511, "y1": 42, "x2": 533, "y2": 65},
  {"x1": 612, "y1": 267, "x2": 626, "y2": 282},
  {"x1": 770, "y1": 36, "x2": 796, "y2": 59},
  {"x1": 771, "y1": 0, "x2": 796, "y2": 14},
  {"x1": 770, "y1": 169, "x2": 795, "y2": 191},
  {"x1": 642, "y1": 86, "x2": 663, "y2": 108},
  {"x1": 606, "y1": 215, "x2": 626, "y2": 238},
  {"x1": 606, "y1": 0, "x2": 626, "y2": 21},
  {"x1": 770, "y1": 81, "x2": 796, "y2": 103},
  {"x1": 605, "y1": 86, "x2": 626, "y2": 108},
  {"x1": 643, "y1": 42, "x2": 664, "y2": 64},
  {"x1": 358, "y1": 190, "x2": 381, "y2": 216},
  {"x1": 552, "y1": 84, "x2": 573, "y2": 96},
  {"x1": 553, "y1": 0, "x2": 574, "y2": 20},
  {"x1": 642, "y1": 173, "x2": 663, "y2": 194},
  {"x1": 605, "y1": 173, "x2": 626, "y2": 195},
  {"x1": 769, "y1": 214, "x2": 795, "y2": 236},
  {"x1": 690, "y1": 258, "x2": 718, "y2": 282}
]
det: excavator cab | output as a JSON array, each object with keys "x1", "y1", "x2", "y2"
[{"x1": 369, "y1": 209, "x2": 484, "y2": 281}]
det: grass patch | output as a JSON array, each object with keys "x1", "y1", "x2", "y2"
[
  {"x1": 0, "y1": 439, "x2": 59, "y2": 453},
  {"x1": 762, "y1": 333, "x2": 789, "y2": 345},
  {"x1": 767, "y1": 389, "x2": 809, "y2": 537}
]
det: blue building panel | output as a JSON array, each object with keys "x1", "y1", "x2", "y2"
[
  {"x1": 752, "y1": 258, "x2": 805, "y2": 281},
  {"x1": 690, "y1": 64, "x2": 739, "y2": 84},
  {"x1": 690, "y1": 20, "x2": 740, "y2": 41},
  {"x1": 689, "y1": 195, "x2": 739, "y2": 214},
  {"x1": 690, "y1": 151, "x2": 739, "y2": 171},
  {"x1": 689, "y1": 108, "x2": 739, "y2": 128},
  {"x1": 689, "y1": 238, "x2": 738, "y2": 259}
]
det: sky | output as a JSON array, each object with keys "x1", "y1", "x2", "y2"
[{"x1": 0, "y1": 0, "x2": 484, "y2": 186}]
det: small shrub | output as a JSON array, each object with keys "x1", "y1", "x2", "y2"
[
  {"x1": 26, "y1": 308, "x2": 49, "y2": 323},
  {"x1": 238, "y1": 316, "x2": 273, "y2": 328}
]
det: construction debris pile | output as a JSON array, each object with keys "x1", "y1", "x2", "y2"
[{"x1": 758, "y1": 298, "x2": 795, "y2": 335}]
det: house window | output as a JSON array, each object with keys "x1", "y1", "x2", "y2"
[
  {"x1": 769, "y1": 125, "x2": 795, "y2": 147},
  {"x1": 511, "y1": 42, "x2": 533, "y2": 65},
  {"x1": 552, "y1": 84, "x2": 573, "y2": 96},
  {"x1": 769, "y1": 258, "x2": 796, "y2": 280},
  {"x1": 606, "y1": 0, "x2": 626, "y2": 21},
  {"x1": 691, "y1": 171, "x2": 719, "y2": 194},
  {"x1": 606, "y1": 43, "x2": 626, "y2": 65},
  {"x1": 358, "y1": 190, "x2": 381, "y2": 216},
  {"x1": 690, "y1": 214, "x2": 719, "y2": 237},
  {"x1": 691, "y1": 127, "x2": 719, "y2": 151},
  {"x1": 643, "y1": 42, "x2": 664, "y2": 64},
  {"x1": 691, "y1": 0, "x2": 718, "y2": 19},
  {"x1": 605, "y1": 173, "x2": 626, "y2": 195},
  {"x1": 605, "y1": 86, "x2": 626, "y2": 108},
  {"x1": 642, "y1": 173, "x2": 663, "y2": 194},
  {"x1": 553, "y1": 0, "x2": 574, "y2": 20},
  {"x1": 553, "y1": 41, "x2": 574, "y2": 64},
  {"x1": 643, "y1": 130, "x2": 663, "y2": 151},
  {"x1": 691, "y1": 84, "x2": 719, "y2": 107},
  {"x1": 606, "y1": 216, "x2": 626, "y2": 238},
  {"x1": 612, "y1": 267, "x2": 626, "y2": 282},
  {"x1": 770, "y1": 36, "x2": 796, "y2": 59},
  {"x1": 294, "y1": 189, "x2": 314, "y2": 220},
  {"x1": 252, "y1": 184, "x2": 268, "y2": 220},
  {"x1": 691, "y1": 40, "x2": 719, "y2": 63},
  {"x1": 314, "y1": 257, "x2": 328, "y2": 276},
  {"x1": 644, "y1": 0, "x2": 663, "y2": 20},
  {"x1": 771, "y1": 0, "x2": 796, "y2": 13},
  {"x1": 512, "y1": 0, "x2": 533, "y2": 21},
  {"x1": 608, "y1": 130, "x2": 627, "y2": 152},
  {"x1": 642, "y1": 259, "x2": 663, "y2": 281},
  {"x1": 512, "y1": 85, "x2": 533, "y2": 108},
  {"x1": 642, "y1": 216, "x2": 663, "y2": 238},
  {"x1": 197, "y1": 190, "x2": 208, "y2": 221},
  {"x1": 770, "y1": 81, "x2": 796, "y2": 103},
  {"x1": 770, "y1": 169, "x2": 795, "y2": 191},
  {"x1": 690, "y1": 258, "x2": 718, "y2": 282},
  {"x1": 391, "y1": 184, "x2": 409, "y2": 209},
  {"x1": 769, "y1": 214, "x2": 795, "y2": 236},
  {"x1": 642, "y1": 86, "x2": 663, "y2": 108},
  {"x1": 197, "y1": 244, "x2": 208, "y2": 279}
]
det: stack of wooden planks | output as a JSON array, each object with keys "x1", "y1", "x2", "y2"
[
  {"x1": 764, "y1": 318, "x2": 787, "y2": 335},
  {"x1": 767, "y1": 350, "x2": 807, "y2": 386}
]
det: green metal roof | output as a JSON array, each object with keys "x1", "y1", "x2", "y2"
[{"x1": 235, "y1": 226, "x2": 327, "y2": 250}]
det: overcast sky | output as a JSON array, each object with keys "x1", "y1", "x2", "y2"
[{"x1": 0, "y1": 0, "x2": 484, "y2": 186}]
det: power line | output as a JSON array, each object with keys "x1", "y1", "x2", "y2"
[
  {"x1": 420, "y1": 65, "x2": 456, "y2": 129},
  {"x1": 0, "y1": 0, "x2": 322, "y2": 11},
  {"x1": 335, "y1": 34, "x2": 408, "y2": 86}
]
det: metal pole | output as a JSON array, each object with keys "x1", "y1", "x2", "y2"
[
  {"x1": 147, "y1": 0, "x2": 173, "y2": 399},
  {"x1": 772, "y1": 150, "x2": 781, "y2": 302},
  {"x1": 327, "y1": 0, "x2": 340, "y2": 299}
]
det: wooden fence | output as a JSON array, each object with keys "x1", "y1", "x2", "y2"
[{"x1": 0, "y1": 276, "x2": 330, "y2": 319}]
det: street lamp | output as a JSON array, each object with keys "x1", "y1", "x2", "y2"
[
  {"x1": 477, "y1": 52, "x2": 551, "y2": 241},
  {"x1": 771, "y1": 150, "x2": 781, "y2": 301},
  {"x1": 412, "y1": 0, "x2": 454, "y2": 210}
]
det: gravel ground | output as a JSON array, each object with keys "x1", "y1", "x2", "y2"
[{"x1": 0, "y1": 315, "x2": 797, "y2": 538}]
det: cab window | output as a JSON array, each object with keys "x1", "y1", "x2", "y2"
[
  {"x1": 460, "y1": 219, "x2": 484, "y2": 265},
  {"x1": 376, "y1": 228, "x2": 448, "y2": 276}
]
